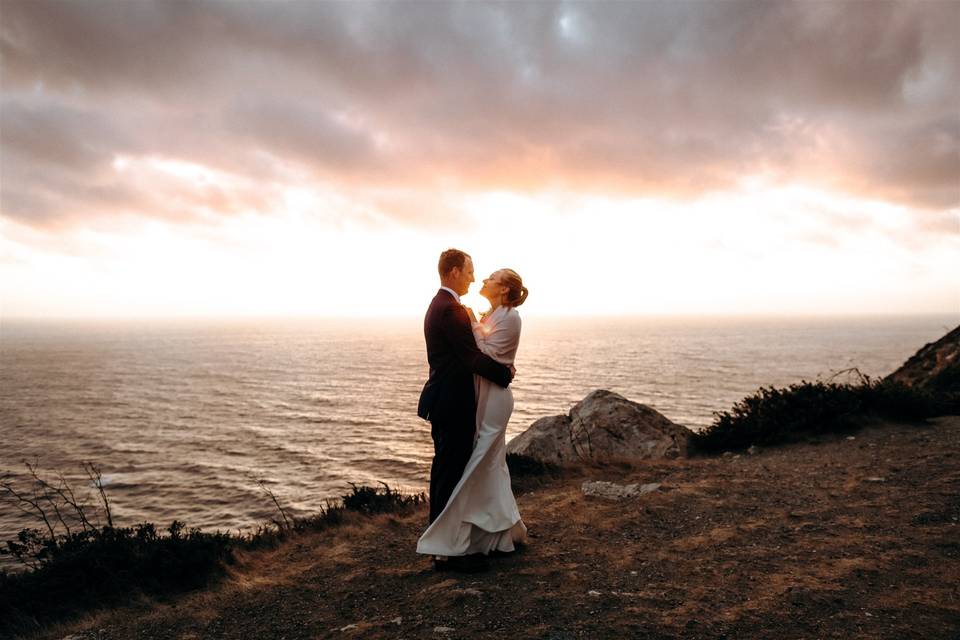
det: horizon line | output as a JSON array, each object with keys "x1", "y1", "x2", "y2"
[{"x1": 3, "y1": 310, "x2": 958, "y2": 324}]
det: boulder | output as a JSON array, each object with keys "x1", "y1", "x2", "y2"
[
  {"x1": 507, "y1": 390, "x2": 693, "y2": 463},
  {"x1": 887, "y1": 325, "x2": 960, "y2": 395}
]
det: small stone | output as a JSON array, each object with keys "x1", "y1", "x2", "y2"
[
  {"x1": 588, "y1": 590, "x2": 602, "y2": 597},
  {"x1": 639, "y1": 482, "x2": 661, "y2": 494},
  {"x1": 722, "y1": 451, "x2": 734, "y2": 457},
  {"x1": 582, "y1": 480, "x2": 640, "y2": 499},
  {"x1": 391, "y1": 617, "x2": 403, "y2": 625},
  {"x1": 630, "y1": 571, "x2": 638, "y2": 576},
  {"x1": 747, "y1": 445, "x2": 760, "y2": 455},
  {"x1": 865, "y1": 477, "x2": 886, "y2": 483},
  {"x1": 434, "y1": 627, "x2": 456, "y2": 633},
  {"x1": 846, "y1": 436, "x2": 856, "y2": 441},
  {"x1": 339, "y1": 624, "x2": 358, "y2": 632}
]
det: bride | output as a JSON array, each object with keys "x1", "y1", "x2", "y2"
[{"x1": 416, "y1": 268, "x2": 529, "y2": 562}]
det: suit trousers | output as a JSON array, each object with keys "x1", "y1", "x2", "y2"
[{"x1": 428, "y1": 416, "x2": 474, "y2": 524}]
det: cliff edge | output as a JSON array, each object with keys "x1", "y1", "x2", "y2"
[{"x1": 887, "y1": 324, "x2": 960, "y2": 395}]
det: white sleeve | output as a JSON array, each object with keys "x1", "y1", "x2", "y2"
[
  {"x1": 472, "y1": 320, "x2": 497, "y2": 358},
  {"x1": 473, "y1": 312, "x2": 520, "y2": 364}
]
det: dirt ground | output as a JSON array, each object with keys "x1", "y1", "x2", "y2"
[{"x1": 35, "y1": 417, "x2": 960, "y2": 640}]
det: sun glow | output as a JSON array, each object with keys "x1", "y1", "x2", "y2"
[
  {"x1": 2, "y1": 1, "x2": 956, "y2": 320},
  {"x1": 6, "y1": 174, "x2": 954, "y2": 319}
]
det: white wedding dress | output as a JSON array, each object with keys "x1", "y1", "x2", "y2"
[{"x1": 416, "y1": 305, "x2": 527, "y2": 556}]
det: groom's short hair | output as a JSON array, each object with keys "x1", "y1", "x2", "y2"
[{"x1": 438, "y1": 249, "x2": 470, "y2": 277}]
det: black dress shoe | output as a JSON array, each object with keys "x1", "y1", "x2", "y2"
[{"x1": 440, "y1": 554, "x2": 488, "y2": 573}]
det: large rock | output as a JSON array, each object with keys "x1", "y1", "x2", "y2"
[
  {"x1": 507, "y1": 390, "x2": 693, "y2": 463},
  {"x1": 887, "y1": 325, "x2": 960, "y2": 395}
]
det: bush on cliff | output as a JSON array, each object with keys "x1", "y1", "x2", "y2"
[
  {"x1": 0, "y1": 476, "x2": 423, "y2": 638},
  {"x1": 691, "y1": 377, "x2": 941, "y2": 454},
  {"x1": 1, "y1": 521, "x2": 236, "y2": 632},
  {"x1": 342, "y1": 481, "x2": 425, "y2": 515}
]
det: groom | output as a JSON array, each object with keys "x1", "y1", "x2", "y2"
[{"x1": 418, "y1": 249, "x2": 513, "y2": 526}]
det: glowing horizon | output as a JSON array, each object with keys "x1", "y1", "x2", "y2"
[{"x1": 1, "y1": 1, "x2": 958, "y2": 319}]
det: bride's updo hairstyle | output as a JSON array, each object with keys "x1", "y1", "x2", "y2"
[{"x1": 500, "y1": 269, "x2": 528, "y2": 307}]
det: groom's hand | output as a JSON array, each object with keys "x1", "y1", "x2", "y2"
[{"x1": 509, "y1": 365, "x2": 517, "y2": 381}]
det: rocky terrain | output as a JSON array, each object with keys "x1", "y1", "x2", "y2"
[{"x1": 888, "y1": 325, "x2": 960, "y2": 396}]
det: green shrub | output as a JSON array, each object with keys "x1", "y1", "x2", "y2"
[{"x1": 691, "y1": 378, "x2": 941, "y2": 454}]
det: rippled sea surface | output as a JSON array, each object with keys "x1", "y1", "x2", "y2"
[{"x1": 1, "y1": 314, "x2": 955, "y2": 557}]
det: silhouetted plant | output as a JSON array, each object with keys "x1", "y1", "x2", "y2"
[
  {"x1": 257, "y1": 479, "x2": 293, "y2": 530},
  {"x1": 342, "y1": 481, "x2": 425, "y2": 514},
  {"x1": 691, "y1": 376, "x2": 941, "y2": 454},
  {"x1": 0, "y1": 464, "x2": 424, "y2": 638}
]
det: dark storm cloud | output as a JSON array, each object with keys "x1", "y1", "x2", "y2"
[{"x1": 1, "y1": 0, "x2": 957, "y2": 228}]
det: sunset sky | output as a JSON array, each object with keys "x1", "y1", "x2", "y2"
[{"x1": 1, "y1": 0, "x2": 957, "y2": 318}]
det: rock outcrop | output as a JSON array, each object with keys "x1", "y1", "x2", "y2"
[
  {"x1": 507, "y1": 390, "x2": 693, "y2": 464},
  {"x1": 887, "y1": 325, "x2": 960, "y2": 395}
]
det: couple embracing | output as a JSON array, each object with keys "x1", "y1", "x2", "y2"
[{"x1": 416, "y1": 248, "x2": 529, "y2": 572}]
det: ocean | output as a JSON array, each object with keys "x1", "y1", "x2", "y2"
[{"x1": 0, "y1": 314, "x2": 955, "y2": 561}]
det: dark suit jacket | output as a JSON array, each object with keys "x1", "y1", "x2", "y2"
[{"x1": 417, "y1": 289, "x2": 512, "y2": 424}]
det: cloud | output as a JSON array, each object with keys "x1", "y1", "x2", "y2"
[
  {"x1": 221, "y1": 99, "x2": 384, "y2": 176},
  {"x1": 1, "y1": 0, "x2": 957, "y2": 231}
]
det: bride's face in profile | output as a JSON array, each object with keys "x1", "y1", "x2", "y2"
[{"x1": 479, "y1": 271, "x2": 508, "y2": 304}]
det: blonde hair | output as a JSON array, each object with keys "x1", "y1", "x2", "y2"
[{"x1": 499, "y1": 269, "x2": 528, "y2": 307}]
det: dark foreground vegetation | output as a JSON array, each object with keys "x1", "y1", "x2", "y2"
[
  {"x1": 0, "y1": 467, "x2": 423, "y2": 638},
  {"x1": 690, "y1": 374, "x2": 952, "y2": 454}
]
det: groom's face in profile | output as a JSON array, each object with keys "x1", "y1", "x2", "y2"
[{"x1": 452, "y1": 257, "x2": 475, "y2": 296}]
